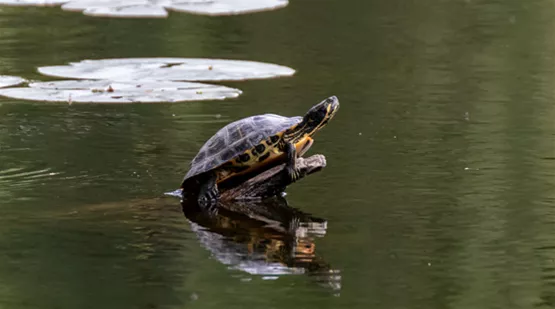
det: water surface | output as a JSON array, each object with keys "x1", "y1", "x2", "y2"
[{"x1": 1, "y1": 1, "x2": 554, "y2": 308}]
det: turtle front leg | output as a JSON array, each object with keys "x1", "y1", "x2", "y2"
[
  {"x1": 282, "y1": 142, "x2": 301, "y2": 183},
  {"x1": 198, "y1": 172, "x2": 219, "y2": 210}
]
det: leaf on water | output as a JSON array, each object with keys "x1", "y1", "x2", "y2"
[
  {"x1": 61, "y1": 0, "x2": 208, "y2": 11},
  {"x1": 62, "y1": 0, "x2": 172, "y2": 17},
  {"x1": 0, "y1": 75, "x2": 26, "y2": 88},
  {"x1": 0, "y1": 0, "x2": 68, "y2": 6},
  {"x1": 0, "y1": 80, "x2": 242, "y2": 103},
  {"x1": 61, "y1": 0, "x2": 156, "y2": 10},
  {"x1": 61, "y1": 0, "x2": 287, "y2": 17},
  {"x1": 38, "y1": 58, "x2": 295, "y2": 82},
  {"x1": 0, "y1": 0, "x2": 288, "y2": 16},
  {"x1": 83, "y1": 4, "x2": 169, "y2": 18},
  {"x1": 167, "y1": 0, "x2": 289, "y2": 16}
]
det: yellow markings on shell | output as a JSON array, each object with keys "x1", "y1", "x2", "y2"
[
  {"x1": 216, "y1": 133, "x2": 315, "y2": 183},
  {"x1": 229, "y1": 134, "x2": 279, "y2": 167},
  {"x1": 232, "y1": 134, "x2": 313, "y2": 166}
]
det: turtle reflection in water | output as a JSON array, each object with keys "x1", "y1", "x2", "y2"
[
  {"x1": 182, "y1": 198, "x2": 341, "y2": 291},
  {"x1": 180, "y1": 96, "x2": 340, "y2": 207}
]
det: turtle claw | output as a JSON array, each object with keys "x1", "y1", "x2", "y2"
[{"x1": 286, "y1": 167, "x2": 302, "y2": 183}]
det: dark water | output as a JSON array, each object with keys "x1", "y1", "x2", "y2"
[{"x1": 1, "y1": 1, "x2": 555, "y2": 308}]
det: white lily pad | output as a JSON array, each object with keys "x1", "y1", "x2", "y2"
[
  {"x1": 0, "y1": 80, "x2": 242, "y2": 103},
  {"x1": 0, "y1": 75, "x2": 26, "y2": 88},
  {"x1": 82, "y1": 4, "x2": 169, "y2": 18},
  {"x1": 61, "y1": 0, "x2": 208, "y2": 11},
  {"x1": 0, "y1": 0, "x2": 287, "y2": 17},
  {"x1": 167, "y1": 0, "x2": 288, "y2": 16},
  {"x1": 38, "y1": 58, "x2": 295, "y2": 82},
  {"x1": 61, "y1": 0, "x2": 286, "y2": 17},
  {"x1": 62, "y1": 0, "x2": 160, "y2": 10},
  {"x1": 61, "y1": 0, "x2": 183, "y2": 17},
  {"x1": 0, "y1": 0, "x2": 68, "y2": 6}
]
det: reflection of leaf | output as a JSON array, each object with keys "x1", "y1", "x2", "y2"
[
  {"x1": 0, "y1": 0, "x2": 289, "y2": 17},
  {"x1": 38, "y1": 58, "x2": 295, "y2": 82},
  {"x1": 0, "y1": 75, "x2": 26, "y2": 88},
  {"x1": 0, "y1": 80, "x2": 242, "y2": 103}
]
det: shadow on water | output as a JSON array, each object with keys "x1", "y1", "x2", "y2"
[{"x1": 181, "y1": 197, "x2": 341, "y2": 293}]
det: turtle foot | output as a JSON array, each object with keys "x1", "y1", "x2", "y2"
[
  {"x1": 286, "y1": 166, "x2": 302, "y2": 183},
  {"x1": 198, "y1": 186, "x2": 220, "y2": 210}
]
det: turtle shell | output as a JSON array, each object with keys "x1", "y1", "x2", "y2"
[{"x1": 183, "y1": 114, "x2": 303, "y2": 183}]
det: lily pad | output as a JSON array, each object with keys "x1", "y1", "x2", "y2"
[
  {"x1": 0, "y1": 0, "x2": 68, "y2": 6},
  {"x1": 82, "y1": 4, "x2": 169, "y2": 18},
  {"x1": 167, "y1": 0, "x2": 289, "y2": 16},
  {"x1": 61, "y1": 0, "x2": 209, "y2": 11},
  {"x1": 61, "y1": 0, "x2": 201, "y2": 18},
  {"x1": 0, "y1": 0, "x2": 288, "y2": 16},
  {"x1": 61, "y1": 0, "x2": 286, "y2": 17},
  {"x1": 0, "y1": 80, "x2": 242, "y2": 103},
  {"x1": 38, "y1": 58, "x2": 295, "y2": 82},
  {"x1": 0, "y1": 75, "x2": 26, "y2": 88}
]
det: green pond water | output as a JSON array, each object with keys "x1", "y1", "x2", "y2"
[{"x1": 1, "y1": 1, "x2": 555, "y2": 308}]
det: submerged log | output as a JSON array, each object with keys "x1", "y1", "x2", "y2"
[{"x1": 220, "y1": 154, "x2": 327, "y2": 201}]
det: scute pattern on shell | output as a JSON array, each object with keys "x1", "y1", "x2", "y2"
[{"x1": 184, "y1": 114, "x2": 303, "y2": 181}]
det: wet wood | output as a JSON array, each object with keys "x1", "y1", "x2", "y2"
[{"x1": 220, "y1": 154, "x2": 326, "y2": 201}]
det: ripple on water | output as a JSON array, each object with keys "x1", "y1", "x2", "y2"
[
  {"x1": 0, "y1": 167, "x2": 61, "y2": 189},
  {"x1": 535, "y1": 245, "x2": 555, "y2": 307},
  {"x1": 0, "y1": 166, "x2": 104, "y2": 201}
]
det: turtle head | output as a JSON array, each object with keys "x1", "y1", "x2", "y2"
[
  {"x1": 285, "y1": 96, "x2": 339, "y2": 142},
  {"x1": 304, "y1": 95, "x2": 340, "y2": 132}
]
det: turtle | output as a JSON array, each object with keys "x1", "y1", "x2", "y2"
[{"x1": 181, "y1": 95, "x2": 340, "y2": 207}]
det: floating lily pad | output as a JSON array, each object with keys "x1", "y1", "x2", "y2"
[
  {"x1": 0, "y1": 80, "x2": 242, "y2": 103},
  {"x1": 167, "y1": 0, "x2": 289, "y2": 16},
  {"x1": 0, "y1": 0, "x2": 68, "y2": 6},
  {"x1": 61, "y1": 0, "x2": 209, "y2": 11},
  {"x1": 38, "y1": 58, "x2": 295, "y2": 82},
  {"x1": 0, "y1": 75, "x2": 26, "y2": 88},
  {"x1": 82, "y1": 4, "x2": 169, "y2": 18},
  {"x1": 61, "y1": 0, "x2": 207, "y2": 18},
  {"x1": 61, "y1": 0, "x2": 286, "y2": 17},
  {"x1": 0, "y1": 0, "x2": 288, "y2": 16}
]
